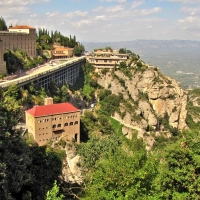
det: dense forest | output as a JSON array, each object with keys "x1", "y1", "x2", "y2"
[{"x1": 36, "y1": 27, "x2": 84, "y2": 56}]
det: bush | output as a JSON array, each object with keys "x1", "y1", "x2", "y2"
[{"x1": 101, "y1": 69, "x2": 109, "y2": 75}]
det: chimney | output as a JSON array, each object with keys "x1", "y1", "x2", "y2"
[{"x1": 44, "y1": 97, "x2": 53, "y2": 105}]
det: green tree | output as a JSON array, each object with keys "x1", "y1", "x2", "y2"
[
  {"x1": 152, "y1": 131, "x2": 200, "y2": 199},
  {"x1": 0, "y1": 16, "x2": 7, "y2": 30},
  {"x1": 46, "y1": 181, "x2": 64, "y2": 200},
  {"x1": 74, "y1": 44, "x2": 85, "y2": 56},
  {"x1": 119, "y1": 48, "x2": 126, "y2": 54}
]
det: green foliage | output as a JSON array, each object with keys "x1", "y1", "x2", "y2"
[
  {"x1": 186, "y1": 98, "x2": 200, "y2": 129},
  {"x1": 74, "y1": 44, "x2": 85, "y2": 56},
  {"x1": 119, "y1": 48, "x2": 126, "y2": 54},
  {"x1": 98, "y1": 114, "x2": 114, "y2": 134},
  {"x1": 189, "y1": 88, "x2": 200, "y2": 97},
  {"x1": 100, "y1": 94, "x2": 121, "y2": 115},
  {"x1": 108, "y1": 117, "x2": 123, "y2": 136},
  {"x1": 4, "y1": 84, "x2": 22, "y2": 100},
  {"x1": 153, "y1": 75, "x2": 164, "y2": 84},
  {"x1": 46, "y1": 181, "x2": 64, "y2": 200},
  {"x1": 4, "y1": 49, "x2": 45, "y2": 74},
  {"x1": 81, "y1": 135, "x2": 159, "y2": 200},
  {"x1": 101, "y1": 68, "x2": 109, "y2": 75},
  {"x1": 118, "y1": 61, "x2": 133, "y2": 80},
  {"x1": 186, "y1": 114, "x2": 200, "y2": 130},
  {"x1": 97, "y1": 89, "x2": 111, "y2": 101},
  {"x1": 137, "y1": 61, "x2": 142, "y2": 67},
  {"x1": 37, "y1": 28, "x2": 80, "y2": 51},
  {"x1": 77, "y1": 134, "x2": 121, "y2": 169},
  {"x1": 114, "y1": 74, "x2": 126, "y2": 88},
  {"x1": 80, "y1": 111, "x2": 97, "y2": 140},
  {"x1": 138, "y1": 90, "x2": 148, "y2": 100},
  {"x1": 105, "y1": 46, "x2": 113, "y2": 52},
  {"x1": 0, "y1": 16, "x2": 7, "y2": 30},
  {"x1": 152, "y1": 131, "x2": 200, "y2": 199},
  {"x1": 0, "y1": 89, "x2": 63, "y2": 199},
  {"x1": 72, "y1": 62, "x2": 99, "y2": 101}
]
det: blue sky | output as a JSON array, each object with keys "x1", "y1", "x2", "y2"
[{"x1": 1, "y1": 0, "x2": 200, "y2": 42}]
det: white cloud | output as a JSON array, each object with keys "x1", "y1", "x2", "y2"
[
  {"x1": 0, "y1": 0, "x2": 50, "y2": 17},
  {"x1": 73, "y1": 20, "x2": 92, "y2": 27},
  {"x1": 100, "y1": 0, "x2": 126, "y2": 3},
  {"x1": 92, "y1": 6, "x2": 104, "y2": 12},
  {"x1": 45, "y1": 11, "x2": 60, "y2": 17},
  {"x1": 178, "y1": 16, "x2": 198, "y2": 23},
  {"x1": 31, "y1": 14, "x2": 37, "y2": 17},
  {"x1": 95, "y1": 15, "x2": 106, "y2": 20},
  {"x1": 65, "y1": 11, "x2": 88, "y2": 18},
  {"x1": 141, "y1": 7, "x2": 162, "y2": 15},
  {"x1": 106, "y1": 5, "x2": 124, "y2": 12},
  {"x1": 162, "y1": 0, "x2": 200, "y2": 4},
  {"x1": 131, "y1": 1, "x2": 144, "y2": 9},
  {"x1": 181, "y1": 6, "x2": 200, "y2": 15},
  {"x1": 0, "y1": 0, "x2": 49, "y2": 6},
  {"x1": 147, "y1": 25, "x2": 153, "y2": 28}
]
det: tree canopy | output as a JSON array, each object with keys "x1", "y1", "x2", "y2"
[{"x1": 0, "y1": 16, "x2": 7, "y2": 31}]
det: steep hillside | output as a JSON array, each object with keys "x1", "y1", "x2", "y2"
[
  {"x1": 98, "y1": 66, "x2": 187, "y2": 128},
  {"x1": 74, "y1": 59, "x2": 200, "y2": 199},
  {"x1": 81, "y1": 58, "x2": 186, "y2": 147}
]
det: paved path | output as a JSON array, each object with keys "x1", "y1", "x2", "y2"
[{"x1": 2, "y1": 58, "x2": 77, "y2": 82}]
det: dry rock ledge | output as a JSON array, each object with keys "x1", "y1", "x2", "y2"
[{"x1": 97, "y1": 66, "x2": 188, "y2": 148}]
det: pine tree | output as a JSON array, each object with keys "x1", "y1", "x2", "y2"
[{"x1": 0, "y1": 16, "x2": 7, "y2": 31}]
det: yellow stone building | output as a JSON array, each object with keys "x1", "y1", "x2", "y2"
[
  {"x1": 51, "y1": 47, "x2": 74, "y2": 59},
  {"x1": 0, "y1": 25, "x2": 37, "y2": 73},
  {"x1": 87, "y1": 50, "x2": 128, "y2": 71},
  {"x1": 25, "y1": 98, "x2": 80, "y2": 146}
]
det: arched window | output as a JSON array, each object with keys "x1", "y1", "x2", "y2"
[
  {"x1": 75, "y1": 121, "x2": 78, "y2": 125},
  {"x1": 52, "y1": 124, "x2": 56, "y2": 129},
  {"x1": 64, "y1": 123, "x2": 68, "y2": 126},
  {"x1": 57, "y1": 124, "x2": 61, "y2": 128},
  {"x1": 69, "y1": 122, "x2": 73, "y2": 126}
]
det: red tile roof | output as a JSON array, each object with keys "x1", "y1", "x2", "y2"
[
  {"x1": 26, "y1": 103, "x2": 79, "y2": 117},
  {"x1": 9, "y1": 25, "x2": 36, "y2": 30}
]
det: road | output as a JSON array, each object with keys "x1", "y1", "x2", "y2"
[{"x1": 2, "y1": 58, "x2": 77, "y2": 82}]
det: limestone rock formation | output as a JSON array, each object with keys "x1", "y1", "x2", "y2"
[{"x1": 96, "y1": 64, "x2": 188, "y2": 148}]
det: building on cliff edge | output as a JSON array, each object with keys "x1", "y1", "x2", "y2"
[
  {"x1": 0, "y1": 25, "x2": 37, "y2": 74},
  {"x1": 25, "y1": 97, "x2": 80, "y2": 146},
  {"x1": 86, "y1": 49, "x2": 128, "y2": 72}
]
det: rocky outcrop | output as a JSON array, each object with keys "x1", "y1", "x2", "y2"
[{"x1": 97, "y1": 64, "x2": 188, "y2": 147}]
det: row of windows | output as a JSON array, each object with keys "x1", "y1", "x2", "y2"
[
  {"x1": 38, "y1": 116, "x2": 78, "y2": 123},
  {"x1": 38, "y1": 119, "x2": 49, "y2": 123},
  {"x1": 39, "y1": 139, "x2": 49, "y2": 142},
  {"x1": 38, "y1": 136, "x2": 60, "y2": 142},
  {"x1": 39, "y1": 127, "x2": 48, "y2": 130},
  {"x1": 52, "y1": 121, "x2": 78, "y2": 128},
  {"x1": 39, "y1": 134, "x2": 78, "y2": 142},
  {"x1": 39, "y1": 133, "x2": 48, "y2": 136}
]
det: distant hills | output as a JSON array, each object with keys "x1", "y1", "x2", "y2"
[
  {"x1": 83, "y1": 40, "x2": 200, "y2": 53},
  {"x1": 83, "y1": 40, "x2": 200, "y2": 89}
]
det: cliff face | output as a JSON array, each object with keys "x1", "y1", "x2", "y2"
[{"x1": 97, "y1": 65, "x2": 188, "y2": 142}]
